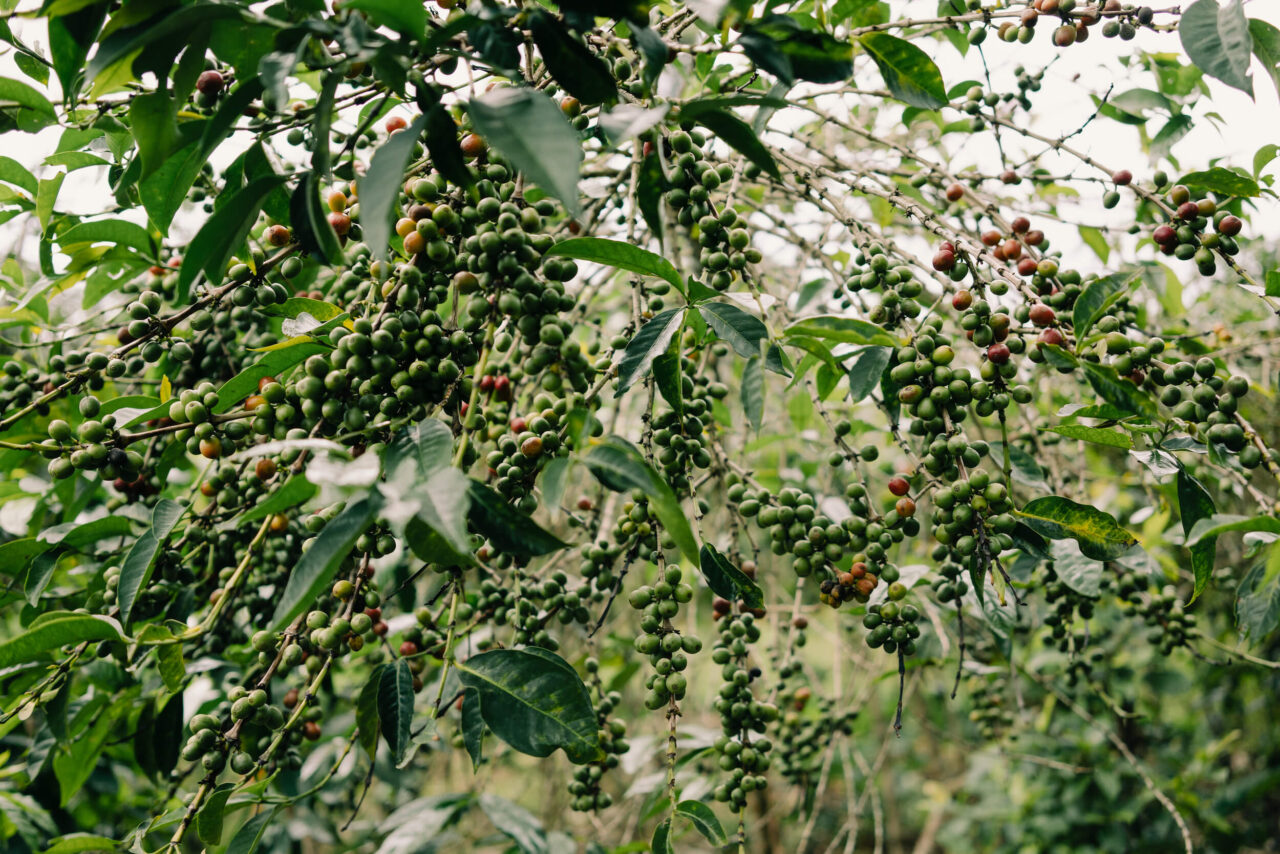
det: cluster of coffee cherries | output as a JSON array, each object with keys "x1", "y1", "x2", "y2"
[
  {"x1": 568, "y1": 657, "x2": 630, "y2": 812},
  {"x1": 928, "y1": 560, "x2": 973, "y2": 604},
  {"x1": 1150, "y1": 184, "x2": 1243, "y2": 277},
  {"x1": 1116, "y1": 580, "x2": 1197, "y2": 656},
  {"x1": 840, "y1": 243, "x2": 926, "y2": 327},
  {"x1": 966, "y1": 674, "x2": 1014, "y2": 740},
  {"x1": 660, "y1": 128, "x2": 762, "y2": 293},
  {"x1": 862, "y1": 595, "x2": 923, "y2": 657},
  {"x1": 628, "y1": 565, "x2": 702, "y2": 710},
  {"x1": 651, "y1": 382, "x2": 719, "y2": 494},
  {"x1": 734, "y1": 484, "x2": 876, "y2": 582},
  {"x1": 710, "y1": 610, "x2": 777, "y2": 811},
  {"x1": 1152, "y1": 362, "x2": 1257, "y2": 461}
]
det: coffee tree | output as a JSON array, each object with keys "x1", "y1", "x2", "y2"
[{"x1": 1, "y1": 0, "x2": 1279, "y2": 851}]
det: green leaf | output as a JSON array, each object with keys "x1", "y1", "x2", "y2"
[
  {"x1": 1187, "y1": 513, "x2": 1280, "y2": 545},
  {"x1": 423, "y1": 103, "x2": 473, "y2": 191},
  {"x1": 57, "y1": 219, "x2": 155, "y2": 259},
  {"x1": 224, "y1": 806, "x2": 277, "y2": 854},
  {"x1": 741, "y1": 355, "x2": 764, "y2": 430},
  {"x1": 675, "y1": 800, "x2": 727, "y2": 846},
  {"x1": 1236, "y1": 545, "x2": 1280, "y2": 642},
  {"x1": 356, "y1": 663, "x2": 384, "y2": 759},
  {"x1": 582, "y1": 436, "x2": 700, "y2": 564},
  {"x1": 1072, "y1": 272, "x2": 1137, "y2": 342},
  {"x1": 738, "y1": 14, "x2": 853, "y2": 84},
  {"x1": 36, "y1": 172, "x2": 64, "y2": 233},
  {"x1": 784, "y1": 315, "x2": 896, "y2": 346},
  {"x1": 1080, "y1": 361, "x2": 1156, "y2": 418},
  {"x1": 117, "y1": 499, "x2": 186, "y2": 626},
  {"x1": 847, "y1": 345, "x2": 891, "y2": 402},
  {"x1": 546, "y1": 237, "x2": 683, "y2": 293},
  {"x1": 466, "y1": 480, "x2": 568, "y2": 559},
  {"x1": 1050, "y1": 539, "x2": 1103, "y2": 599},
  {"x1": 379, "y1": 658, "x2": 415, "y2": 767},
  {"x1": 859, "y1": 33, "x2": 948, "y2": 109},
  {"x1": 1251, "y1": 18, "x2": 1280, "y2": 101},
  {"x1": 651, "y1": 818, "x2": 674, "y2": 854},
  {"x1": 0, "y1": 75, "x2": 58, "y2": 131},
  {"x1": 270, "y1": 496, "x2": 382, "y2": 630},
  {"x1": 1044, "y1": 424, "x2": 1132, "y2": 449},
  {"x1": 362, "y1": 114, "x2": 429, "y2": 260},
  {"x1": 455, "y1": 648, "x2": 601, "y2": 764},
  {"x1": 290, "y1": 171, "x2": 343, "y2": 266},
  {"x1": 478, "y1": 794, "x2": 547, "y2": 854},
  {"x1": 1150, "y1": 114, "x2": 1193, "y2": 159},
  {"x1": 41, "y1": 834, "x2": 119, "y2": 854},
  {"x1": 1015, "y1": 496, "x2": 1138, "y2": 561},
  {"x1": 1177, "y1": 467, "x2": 1217, "y2": 603},
  {"x1": 467, "y1": 87, "x2": 582, "y2": 216},
  {"x1": 1179, "y1": 0, "x2": 1253, "y2": 96},
  {"x1": 178, "y1": 174, "x2": 288, "y2": 302},
  {"x1": 692, "y1": 108, "x2": 780, "y2": 181},
  {"x1": 343, "y1": 0, "x2": 426, "y2": 38},
  {"x1": 156, "y1": 642, "x2": 185, "y2": 694},
  {"x1": 385, "y1": 417, "x2": 453, "y2": 478},
  {"x1": 988, "y1": 442, "x2": 1049, "y2": 491},
  {"x1": 1177, "y1": 166, "x2": 1260, "y2": 198},
  {"x1": 215, "y1": 340, "x2": 328, "y2": 414},
  {"x1": 698, "y1": 301, "x2": 768, "y2": 359},
  {"x1": 528, "y1": 11, "x2": 617, "y2": 105},
  {"x1": 196, "y1": 785, "x2": 235, "y2": 847},
  {"x1": 0, "y1": 612, "x2": 125, "y2": 670},
  {"x1": 615, "y1": 307, "x2": 685, "y2": 396},
  {"x1": 461, "y1": 687, "x2": 485, "y2": 771},
  {"x1": 0, "y1": 155, "x2": 36, "y2": 194},
  {"x1": 308, "y1": 70, "x2": 341, "y2": 180},
  {"x1": 128, "y1": 91, "x2": 181, "y2": 179},
  {"x1": 698, "y1": 544, "x2": 764, "y2": 609},
  {"x1": 235, "y1": 475, "x2": 317, "y2": 527},
  {"x1": 652, "y1": 352, "x2": 684, "y2": 420}
]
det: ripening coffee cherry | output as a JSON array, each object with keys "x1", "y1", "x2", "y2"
[
  {"x1": 1217, "y1": 215, "x2": 1242, "y2": 236},
  {"x1": 931, "y1": 249, "x2": 955, "y2": 271},
  {"x1": 1029, "y1": 304, "x2": 1055, "y2": 327},
  {"x1": 987, "y1": 342, "x2": 1011, "y2": 364},
  {"x1": 945, "y1": 183, "x2": 965, "y2": 202},
  {"x1": 460, "y1": 133, "x2": 486, "y2": 157},
  {"x1": 888, "y1": 476, "x2": 910, "y2": 496},
  {"x1": 328, "y1": 212, "x2": 352, "y2": 235},
  {"x1": 196, "y1": 70, "x2": 224, "y2": 96},
  {"x1": 1112, "y1": 169, "x2": 1133, "y2": 186},
  {"x1": 384, "y1": 115, "x2": 408, "y2": 133},
  {"x1": 952, "y1": 289, "x2": 973, "y2": 310},
  {"x1": 265, "y1": 225, "x2": 291, "y2": 246}
]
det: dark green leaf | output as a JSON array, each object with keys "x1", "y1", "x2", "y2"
[
  {"x1": 1177, "y1": 467, "x2": 1217, "y2": 603},
  {"x1": 270, "y1": 496, "x2": 381, "y2": 630},
  {"x1": 477, "y1": 794, "x2": 547, "y2": 854},
  {"x1": 699, "y1": 544, "x2": 764, "y2": 609},
  {"x1": 0, "y1": 75, "x2": 58, "y2": 131},
  {"x1": 224, "y1": 806, "x2": 277, "y2": 854},
  {"x1": 214, "y1": 340, "x2": 328, "y2": 414},
  {"x1": 466, "y1": 480, "x2": 568, "y2": 559},
  {"x1": 356, "y1": 663, "x2": 384, "y2": 759},
  {"x1": 741, "y1": 355, "x2": 764, "y2": 430},
  {"x1": 379, "y1": 659, "x2": 415, "y2": 767},
  {"x1": 1236, "y1": 545, "x2": 1280, "y2": 642},
  {"x1": 196, "y1": 785, "x2": 235, "y2": 847},
  {"x1": 424, "y1": 103, "x2": 473, "y2": 191},
  {"x1": 290, "y1": 171, "x2": 343, "y2": 266},
  {"x1": 738, "y1": 15, "x2": 853, "y2": 84},
  {"x1": 528, "y1": 11, "x2": 617, "y2": 105},
  {"x1": 859, "y1": 33, "x2": 948, "y2": 109},
  {"x1": 178, "y1": 175, "x2": 288, "y2": 302},
  {"x1": 1015, "y1": 496, "x2": 1138, "y2": 561},
  {"x1": 1080, "y1": 361, "x2": 1156, "y2": 418},
  {"x1": 1050, "y1": 539, "x2": 1102, "y2": 599},
  {"x1": 698, "y1": 301, "x2": 768, "y2": 359},
  {"x1": 309, "y1": 71, "x2": 341, "y2": 179},
  {"x1": 675, "y1": 800, "x2": 727, "y2": 846},
  {"x1": 467, "y1": 87, "x2": 582, "y2": 216},
  {"x1": 582, "y1": 437, "x2": 699, "y2": 564},
  {"x1": 117, "y1": 499, "x2": 185, "y2": 626},
  {"x1": 461, "y1": 687, "x2": 485, "y2": 771},
  {"x1": 693, "y1": 108, "x2": 780, "y2": 180},
  {"x1": 1179, "y1": 0, "x2": 1253, "y2": 95},
  {"x1": 615, "y1": 307, "x2": 685, "y2": 396},
  {"x1": 1072, "y1": 272, "x2": 1138, "y2": 341},
  {"x1": 1177, "y1": 166, "x2": 1260, "y2": 198},
  {"x1": 1188, "y1": 513, "x2": 1280, "y2": 544},
  {"x1": 128, "y1": 91, "x2": 181, "y2": 179},
  {"x1": 651, "y1": 818, "x2": 674, "y2": 854},
  {"x1": 455, "y1": 648, "x2": 600, "y2": 764},
  {"x1": 847, "y1": 345, "x2": 891, "y2": 402},
  {"x1": 362, "y1": 113, "x2": 429, "y2": 260},
  {"x1": 652, "y1": 352, "x2": 684, "y2": 419},
  {"x1": 547, "y1": 237, "x2": 683, "y2": 293},
  {"x1": 57, "y1": 219, "x2": 155, "y2": 259}
]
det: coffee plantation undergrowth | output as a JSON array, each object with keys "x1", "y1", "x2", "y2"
[{"x1": 0, "y1": 1, "x2": 1279, "y2": 852}]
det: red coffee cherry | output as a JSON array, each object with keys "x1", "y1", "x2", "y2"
[
  {"x1": 1217, "y1": 215, "x2": 1242, "y2": 236},
  {"x1": 888, "y1": 476, "x2": 910, "y2": 496},
  {"x1": 1029, "y1": 303, "x2": 1056, "y2": 327},
  {"x1": 932, "y1": 249, "x2": 955, "y2": 271},
  {"x1": 981, "y1": 229, "x2": 1003, "y2": 246},
  {"x1": 945, "y1": 183, "x2": 965, "y2": 202},
  {"x1": 1010, "y1": 216, "x2": 1030, "y2": 234},
  {"x1": 196, "y1": 70, "x2": 224, "y2": 96},
  {"x1": 400, "y1": 641, "x2": 419, "y2": 657},
  {"x1": 1112, "y1": 169, "x2": 1133, "y2": 186},
  {"x1": 384, "y1": 115, "x2": 408, "y2": 133},
  {"x1": 987, "y1": 342, "x2": 1012, "y2": 364},
  {"x1": 1152, "y1": 224, "x2": 1177, "y2": 245},
  {"x1": 952, "y1": 289, "x2": 973, "y2": 310},
  {"x1": 1039, "y1": 328, "x2": 1065, "y2": 346}
]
